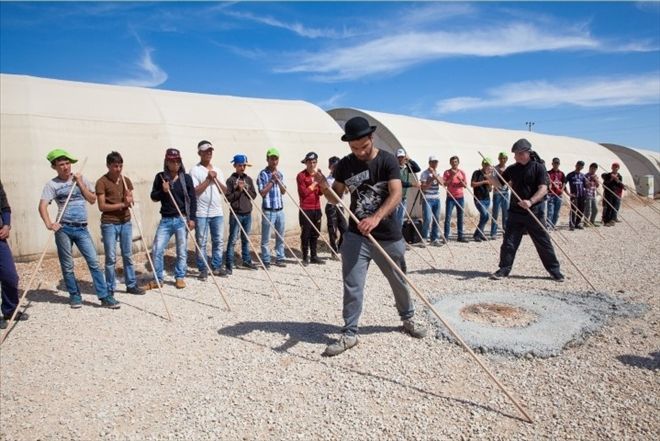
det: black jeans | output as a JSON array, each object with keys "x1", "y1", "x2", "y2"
[
  {"x1": 299, "y1": 209, "x2": 322, "y2": 258},
  {"x1": 498, "y1": 209, "x2": 561, "y2": 277},
  {"x1": 325, "y1": 204, "x2": 346, "y2": 253},
  {"x1": 569, "y1": 196, "x2": 586, "y2": 228}
]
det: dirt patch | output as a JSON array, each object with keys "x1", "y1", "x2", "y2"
[{"x1": 460, "y1": 302, "x2": 537, "y2": 328}]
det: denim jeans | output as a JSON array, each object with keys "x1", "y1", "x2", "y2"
[
  {"x1": 444, "y1": 197, "x2": 465, "y2": 240},
  {"x1": 195, "y1": 216, "x2": 223, "y2": 271},
  {"x1": 583, "y1": 196, "x2": 598, "y2": 224},
  {"x1": 261, "y1": 209, "x2": 285, "y2": 264},
  {"x1": 54, "y1": 225, "x2": 108, "y2": 298},
  {"x1": 546, "y1": 194, "x2": 562, "y2": 228},
  {"x1": 101, "y1": 222, "x2": 137, "y2": 294},
  {"x1": 474, "y1": 198, "x2": 491, "y2": 239},
  {"x1": 394, "y1": 202, "x2": 407, "y2": 227},
  {"x1": 491, "y1": 189, "x2": 509, "y2": 237},
  {"x1": 0, "y1": 240, "x2": 19, "y2": 317},
  {"x1": 340, "y1": 232, "x2": 414, "y2": 336},
  {"x1": 151, "y1": 217, "x2": 187, "y2": 282},
  {"x1": 422, "y1": 198, "x2": 441, "y2": 241},
  {"x1": 226, "y1": 213, "x2": 252, "y2": 268}
]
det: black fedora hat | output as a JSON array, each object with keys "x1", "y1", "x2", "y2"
[{"x1": 341, "y1": 116, "x2": 377, "y2": 142}]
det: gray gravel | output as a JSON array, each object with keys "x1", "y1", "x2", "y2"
[{"x1": 1, "y1": 201, "x2": 659, "y2": 440}]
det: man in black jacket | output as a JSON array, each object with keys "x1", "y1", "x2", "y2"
[{"x1": 225, "y1": 154, "x2": 258, "y2": 274}]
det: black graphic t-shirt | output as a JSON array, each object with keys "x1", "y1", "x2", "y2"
[{"x1": 334, "y1": 149, "x2": 402, "y2": 241}]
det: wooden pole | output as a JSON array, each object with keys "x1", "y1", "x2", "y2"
[
  {"x1": 159, "y1": 175, "x2": 231, "y2": 311},
  {"x1": 400, "y1": 201, "x2": 440, "y2": 268},
  {"x1": 478, "y1": 151, "x2": 598, "y2": 292},
  {"x1": 212, "y1": 178, "x2": 281, "y2": 299},
  {"x1": 409, "y1": 172, "x2": 455, "y2": 256},
  {"x1": 560, "y1": 189, "x2": 605, "y2": 239},
  {"x1": 597, "y1": 187, "x2": 642, "y2": 236},
  {"x1": 120, "y1": 175, "x2": 172, "y2": 321},
  {"x1": 598, "y1": 165, "x2": 660, "y2": 214},
  {"x1": 325, "y1": 186, "x2": 534, "y2": 423},
  {"x1": 453, "y1": 174, "x2": 502, "y2": 255},
  {"x1": 597, "y1": 171, "x2": 660, "y2": 231},
  {"x1": 1, "y1": 158, "x2": 89, "y2": 345},
  {"x1": 241, "y1": 188, "x2": 322, "y2": 290}
]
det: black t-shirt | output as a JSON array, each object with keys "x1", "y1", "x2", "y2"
[
  {"x1": 502, "y1": 161, "x2": 548, "y2": 214},
  {"x1": 471, "y1": 169, "x2": 491, "y2": 200},
  {"x1": 334, "y1": 149, "x2": 402, "y2": 241}
]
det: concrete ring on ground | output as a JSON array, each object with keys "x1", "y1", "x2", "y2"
[{"x1": 430, "y1": 291, "x2": 613, "y2": 358}]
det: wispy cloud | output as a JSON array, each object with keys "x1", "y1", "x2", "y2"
[
  {"x1": 278, "y1": 22, "x2": 655, "y2": 82},
  {"x1": 316, "y1": 93, "x2": 346, "y2": 109},
  {"x1": 222, "y1": 9, "x2": 355, "y2": 39},
  {"x1": 435, "y1": 73, "x2": 660, "y2": 113},
  {"x1": 114, "y1": 47, "x2": 167, "y2": 88}
]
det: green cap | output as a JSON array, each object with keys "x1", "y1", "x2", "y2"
[
  {"x1": 46, "y1": 149, "x2": 78, "y2": 164},
  {"x1": 266, "y1": 147, "x2": 280, "y2": 158},
  {"x1": 498, "y1": 151, "x2": 508, "y2": 159},
  {"x1": 482, "y1": 157, "x2": 493, "y2": 165}
]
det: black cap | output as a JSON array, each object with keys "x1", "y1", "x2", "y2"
[
  {"x1": 511, "y1": 138, "x2": 532, "y2": 153},
  {"x1": 328, "y1": 156, "x2": 340, "y2": 167},
  {"x1": 301, "y1": 151, "x2": 318, "y2": 164}
]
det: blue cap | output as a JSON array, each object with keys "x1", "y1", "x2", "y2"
[{"x1": 231, "y1": 154, "x2": 251, "y2": 166}]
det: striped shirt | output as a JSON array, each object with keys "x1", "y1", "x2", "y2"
[
  {"x1": 420, "y1": 168, "x2": 441, "y2": 200},
  {"x1": 257, "y1": 168, "x2": 285, "y2": 210}
]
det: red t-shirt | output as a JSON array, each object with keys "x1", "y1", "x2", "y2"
[
  {"x1": 296, "y1": 170, "x2": 322, "y2": 210},
  {"x1": 547, "y1": 169, "x2": 566, "y2": 196},
  {"x1": 443, "y1": 168, "x2": 466, "y2": 199}
]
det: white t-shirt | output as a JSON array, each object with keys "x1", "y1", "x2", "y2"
[{"x1": 190, "y1": 163, "x2": 225, "y2": 218}]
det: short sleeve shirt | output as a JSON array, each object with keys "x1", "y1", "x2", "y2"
[
  {"x1": 420, "y1": 169, "x2": 441, "y2": 200},
  {"x1": 257, "y1": 169, "x2": 285, "y2": 210},
  {"x1": 443, "y1": 169, "x2": 466, "y2": 199},
  {"x1": 471, "y1": 169, "x2": 491, "y2": 200},
  {"x1": 502, "y1": 161, "x2": 548, "y2": 214},
  {"x1": 333, "y1": 150, "x2": 401, "y2": 241},
  {"x1": 41, "y1": 176, "x2": 94, "y2": 223},
  {"x1": 95, "y1": 174, "x2": 133, "y2": 224},
  {"x1": 190, "y1": 163, "x2": 225, "y2": 218}
]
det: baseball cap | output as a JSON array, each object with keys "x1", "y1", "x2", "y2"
[
  {"x1": 231, "y1": 154, "x2": 251, "y2": 166},
  {"x1": 498, "y1": 151, "x2": 508, "y2": 159},
  {"x1": 266, "y1": 147, "x2": 280, "y2": 158},
  {"x1": 428, "y1": 155, "x2": 438, "y2": 162},
  {"x1": 46, "y1": 149, "x2": 78, "y2": 164},
  {"x1": 301, "y1": 152, "x2": 318, "y2": 164},
  {"x1": 482, "y1": 157, "x2": 493, "y2": 165},
  {"x1": 328, "y1": 156, "x2": 340, "y2": 167},
  {"x1": 612, "y1": 162, "x2": 620, "y2": 168},
  {"x1": 396, "y1": 149, "x2": 406, "y2": 157},
  {"x1": 165, "y1": 148, "x2": 182, "y2": 161},
  {"x1": 197, "y1": 140, "x2": 213, "y2": 151}
]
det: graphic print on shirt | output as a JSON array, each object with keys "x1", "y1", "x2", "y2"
[{"x1": 345, "y1": 170, "x2": 390, "y2": 220}]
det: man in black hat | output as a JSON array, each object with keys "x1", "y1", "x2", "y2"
[
  {"x1": 490, "y1": 139, "x2": 564, "y2": 282},
  {"x1": 296, "y1": 151, "x2": 324, "y2": 265},
  {"x1": 314, "y1": 116, "x2": 427, "y2": 356}
]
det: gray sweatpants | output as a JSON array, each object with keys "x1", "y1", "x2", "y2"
[{"x1": 340, "y1": 231, "x2": 415, "y2": 336}]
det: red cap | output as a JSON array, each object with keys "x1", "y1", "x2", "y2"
[{"x1": 165, "y1": 148, "x2": 181, "y2": 161}]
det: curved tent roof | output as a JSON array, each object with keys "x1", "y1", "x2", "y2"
[
  {"x1": 601, "y1": 143, "x2": 660, "y2": 196},
  {"x1": 328, "y1": 108, "x2": 633, "y2": 216},
  {"x1": 1, "y1": 74, "x2": 346, "y2": 259}
]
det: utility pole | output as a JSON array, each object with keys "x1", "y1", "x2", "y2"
[{"x1": 525, "y1": 121, "x2": 535, "y2": 132}]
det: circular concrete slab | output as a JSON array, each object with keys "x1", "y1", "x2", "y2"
[{"x1": 430, "y1": 291, "x2": 645, "y2": 358}]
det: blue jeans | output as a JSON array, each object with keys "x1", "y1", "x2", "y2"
[
  {"x1": 491, "y1": 189, "x2": 509, "y2": 237},
  {"x1": 422, "y1": 198, "x2": 441, "y2": 241},
  {"x1": 226, "y1": 213, "x2": 252, "y2": 268},
  {"x1": 0, "y1": 240, "x2": 19, "y2": 317},
  {"x1": 444, "y1": 197, "x2": 465, "y2": 240},
  {"x1": 340, "y1": 232, "x2": 414, "y2": 336},
  {"x1": 54, "y1": 225, "x2": 108, "y2": 298},
  {"x1": 474, "y1": 198, "x2": 491, "y2": 239},
  {"x1": 395, "y1": 202, "x2": 407, "y2": 227},
  {"x1": 152, "y1": 217, "x2": 187, "y2": 282},
  {"x1": 546, "y1": 194, "x2": 562, "y2": 228},
  {"x1": 261, "y1": 209, "x2": 285, "y2": 264},
  {"x1": 195, "y1": 216, "x2": 224, "y2": 271},
  {"x1": 101, "y1": 222, "x2": 137, "y2": 294}
]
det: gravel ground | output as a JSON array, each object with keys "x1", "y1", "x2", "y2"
[{"x1": 1, "y1": 200, "x2": 659, "y2": 440}]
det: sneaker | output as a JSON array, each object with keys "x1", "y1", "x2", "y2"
[
  {"x1": 323, "y1": 334, "x2": 359, "y2": 357},
  {"x1": 214, "y1": 268, "x2": 228, "y2": 278},
  {"x1": 3, "y1": 311, "x2": 29, "y2": 321},
  {"x1": 402, "y1": 318, "x2": 428, "y2": 339},
  {"x1": 576, "y1": 225, "x2": 584, "y2": 230},
  {"x1": 263, "y1": 262, "x2": 271, "y2": 269},
  {"x1": 489, "y1": 269, "x2": 508, "y2": 280},
  {"x1": 473, "y1": 236, "x2": 482, "y2": 242},
  {"x1": 126, "y1": 286, "x2": 146, "y2": 295},
  {"x1": 198, "y1": 270, "x2": 208, "y2": 281},
  {"x1": 175, "y1": 279, "x2": 186, "y2": 289},
  {"x1": 242, "y1": 261, "x2": 258, "y2": 270},
  {"x1": 146, "y1": 280, "x2": 162, "y2": 290},
  {"x1": 302, "y1": 257, "x2": 310, "y2": 266},
  {"x1": 0, "y1": 318, "x2": 6, "y2": 329},
  {"x1": 100, "y1": 296, "x2": 120, "y2": 309},
  {"x1": 457, "y1": 237, "x2": 469, "y2": 243},
  {"x1": 310, "y1": 256, "x2": 325, "y2": 265},
  {"x1": 274, "y1": 260, "x2": 287, "y2": 268},
  {"x1": 70, "y1": 294, "x2": 83, "y2": 309},
  {"x1": 551, "y1": 273, "x2": 565, "y2": 283},
  {"x1": 225, "y1": 267, "x2": 233, "y2": 276},
  {"x1": 430, "y1": 239, "x2": 443, "y2": 247}
]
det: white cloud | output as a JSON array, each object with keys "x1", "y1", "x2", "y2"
[
  {"x1": 278, "y1": 22, "x2": 656, "y2": 81},
  {"x1": 222, "y1": 9, "x2": 355, "y2": 39},
  {"x1": 114, "y1": 47, "x2": 167, "y2": 88},
  {"x1": 316, "y1": 93, "x2": 346, "y2": 109},
  {"x1": 435, "y1": 73, "x2": 660, "y2": 113}
]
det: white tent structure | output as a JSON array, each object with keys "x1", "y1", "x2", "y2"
[
  {"x1": 601, "y1": 143, "x2": 659, "y2": 197},
  {"x1": 1, "y1": 74, "x2": 346, "y2": 259},
  {"x1": 328, "y1": 108, "x2": 634, "y2": 219}
]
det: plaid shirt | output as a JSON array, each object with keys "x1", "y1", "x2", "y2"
[
  {"x1": 257, "y1": 168, "x2": 284, "y2": 210},
  {"x1": 585, "y1": 172, "x2": 599, "y2": 198}
]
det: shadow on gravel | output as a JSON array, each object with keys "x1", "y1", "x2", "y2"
[
  {"x1": 411, "y1": 268, "x2": 490, "y2": 280},
  {"x1": 217, "y1": 320, "x2": 523, "y2": 422},
  {"x1": 617, "y1": 351, "x2": 660, "y2": 370},
  {"x1": 26, "y1": 288, "x2": 98, "y2": 307}
]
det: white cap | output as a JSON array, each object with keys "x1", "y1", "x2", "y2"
[
  {"x1": 396, "y1": 148, "x2": 406, "y2": 157},
  {"x1": 429, "y1": 155, "x2": 438, "y2": 162}
]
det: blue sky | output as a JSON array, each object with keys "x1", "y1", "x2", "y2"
[{"x1": 2, "y1": 1, "x2": 659, "y2": 151}]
